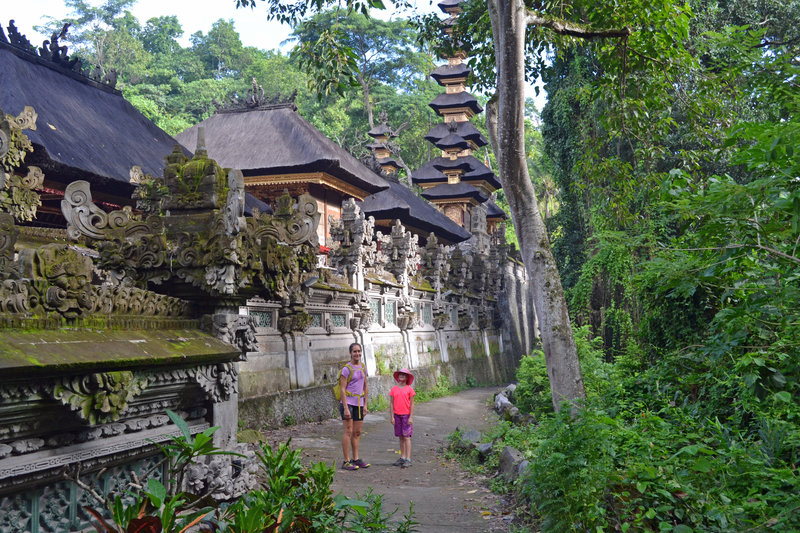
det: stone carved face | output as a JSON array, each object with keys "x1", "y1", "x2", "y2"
[{"x1": 20, "y1": 245, "x2": 93, "y2": 318}]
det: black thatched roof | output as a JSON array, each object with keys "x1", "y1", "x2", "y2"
[
  {"x1": 486, "y1": 199, "x2": 507, "y2": 219},
  {"x1": 411, "y1": 160, "x2": 447, "y2": 184},
  {"x1": 430, "y1": 63, "x2": 471, "y2": 85},
  {"x1": 429, "y1": 92, "x2": 483, "y2": 116},
  {"x1": 425, "y1": 121, "x2": 487, "y2": 148},
  {"x1": 367, "y1": 123, "x2": 393, "y2": 138},
  {"x1": 0, "y1": 41, "x2": 188, "y2": 188},
  {"x1": 438, "y1": 0, "x2": 464, "y2": 11},
  {"x1": 175, "y1": 105, "x2": 387, "y2": 195},
  {"x1": 360, "y1": 181, "x2": 470, "y2": 244},
  {"x1": 422, "y1": 182, "x2": 488, "y2": 202},
  {"x1": 458, "y1": 155, "x2": 502, "y2": 189},
  {"x1": 377, "y1": 156, "x2": 401, "y2": 169},
  {"x1": 434, "y1": 132, "x2": 470, "y2": 151},
  {"x1": 244, "y1": 192, "x2": 273, "y2": 216},
  {"x1": 432, "y1": 156, "x2": 473, "y2": 172},
  {"x1": 418, "y1": 155, "x2": 501, "y2": 190}
]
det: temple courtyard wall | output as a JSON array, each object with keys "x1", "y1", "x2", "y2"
[{"x1": 238, "y1": 266, "x2": 532, "y2": 429}]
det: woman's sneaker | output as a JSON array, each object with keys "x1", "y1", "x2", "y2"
[
  {"x1": 401, "y1": 459, "x2": 412, "y2": 468},
  {"x1": 392, "y1": 458, "x2": 405, "y2": 467},
  {"x1": 341, "y1": 460, "x2": 359, "y2": 471},
  {"x1": 352, "y1": 458, "x2": 370, "y2": 469}
]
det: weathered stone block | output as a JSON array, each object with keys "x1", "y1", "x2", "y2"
[{"x1": 499, "y1": 446, "x2": 524, "y2": 482}]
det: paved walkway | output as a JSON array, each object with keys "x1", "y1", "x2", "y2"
[{"x1": 262, "y1": 387, "x2": 510, "y2": 532}]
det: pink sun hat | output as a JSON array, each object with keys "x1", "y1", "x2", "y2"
[{"x1": 393, "y1": 369, "x2": 414, "y2": 386}]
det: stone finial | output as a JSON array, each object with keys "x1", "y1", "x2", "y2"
[{"x1": 195, "y1": 126, "x2": 208, "y2": 157}]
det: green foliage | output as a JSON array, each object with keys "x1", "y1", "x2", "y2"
[
  {"x1": 414, "y1": 373, "x2": 457, "y2": 403},
  {"x1": 218, "y1": 440, "x2": 418, "y2": 532},
  {"x1": 368, "y1": 394, "x2": 388, "y2": 413},
  {"x1": 516, "y1": 326, "x2": 611, "y2": 417},
  {"x1": 513, "y1": 352, "x2": 551, "y2": 417},
  {"x1": 87, "y1": 412, "x2": 417, "y2": 532},
  {"x1": 85, "y1": 409, "x2": 234, "y2": 532}
]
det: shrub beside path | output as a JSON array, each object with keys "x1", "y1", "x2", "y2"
[{"x1": 261, "y1": 387, "x2": 510, "y2": 532}]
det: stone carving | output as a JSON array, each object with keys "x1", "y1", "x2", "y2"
[
  {"x1": 328, "y1": 198, "x2": 377, "y2": 281},
  {"x1": 52, "y1": 371, "x2": 149, "y2": 425},
  {"x1": 63, "y1": 152, "x2": 320, "y2": 308},
  {"x1": 17, "y1": 244, "x2": 93, "y2": 318},
  {"x1": 421, "y1": 233, "x2": 450, "y2": 293},
  {"x1": 205, "y1": 313, "x2": 258, "y2": 355},
  {"x1": 10, "y1": 105, "x2": 37, "y2": 131},
  {"x1": 1, "y1": 166, "x2": 43, "y2": 222},
  {"x1": 448, "y1": 246, "x2": 472, "y2": 291},
  {"x1": 182, "y1": 450, "x2": 257, "y2": 500},
  {"x1": 0, "y1": 279, "x2": 30, "y2": 313},
  {"x1": 396, "y1": 291, "x2": 417, "y2": 331},
  {"x1": 62, "y1": 180, "x2": 152, "y2": 240},
  {"x1": 225, "y1": 169, "x2": 245, "y2": 235},
  {"x1": 0, "y1": 111, "x2": 10, "y2": 160},
  {"x1": 457, "y1": 304, "x2": 474, "y2": 330},
  {"x1": 250, "y1": 190, "x2": 320, "y2": 248},
  {"x1": 162, "y1": 131, "x2": 226, "y2": 210},
  {"x1": 1, "y1": 106, "x2": 42, "y2": 222},
  {"x1": 196, "y1": 363, "x2": 238, "y2": 403},
  {"x1": 0, "y1": 213, "x2": 18, "y2": 279},
  {"x1": 216, "y1": 77, "x2": 298, "y2": 112},
  {"x1": 131, "y1": 167, "x2": 166, "y2": 215}
]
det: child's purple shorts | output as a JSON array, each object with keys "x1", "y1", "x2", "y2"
[{"x1": 394, "y1": 414, "x2": 413, "y2": 437}]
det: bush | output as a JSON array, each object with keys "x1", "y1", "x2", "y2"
[{"x1": 84, "y1": 412, "x2": 418, "y2": 532}]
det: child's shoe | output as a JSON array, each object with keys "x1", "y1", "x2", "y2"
[
  {"x1": 401, "y1": 459, "x2": 412, "y2": 468},
  {"x1": 341, "y1": 460, "x2": 359, "y2": 471},
  {"x1": 352, "y1": 458, "x2": 370, "y2": 469},
  {"x1": 392, "y1": 457, "x2": 405, "y2": 466}
]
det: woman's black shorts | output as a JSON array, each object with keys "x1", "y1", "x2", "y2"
[{"x1": 339, "y1": 402, "x2": 365, "y2": 421}]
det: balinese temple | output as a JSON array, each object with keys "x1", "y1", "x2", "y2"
[
  {"x1": 411, "y1": 0, "x2": 507, "y2": 253},
  {"x1": 0, "y1": 21, "x2": 269, "y2": 228},
  {"x1": 0, "y1": 21, "x2": 188, "y2": 226},
  {"x1": 365, "y1": 122, "x2": 402, "y2": 176},
  {"x1": 175, "y1": 91, "x2": 389, "y2": 246},
  {"x1": 361, "y1": 119, "x2": 471, "y2": 245},
  {"x1": 176, "y1": 86, "x2": 471, "y2": 247}
]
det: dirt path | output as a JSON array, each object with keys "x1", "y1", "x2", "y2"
[{"x1": 262, "y1": 387, "x2": 510, "y2": 532}]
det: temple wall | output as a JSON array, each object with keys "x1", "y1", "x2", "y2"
[
  {"x1": 238, "y1": 262, "x2": 532, "y2": 429},
  {"x1": 240, "y1": 341, "x2": 515, "y2": 430}
]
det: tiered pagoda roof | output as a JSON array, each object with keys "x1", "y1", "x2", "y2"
[
  {"x1": 428, "y1": 92, "x2": 483, "y2": 118},
  {"x1": 430, "y1": 63, "x2": 471, "y2": 84},
  {"x1": 422, "y1": 182, "x2": 488, "y2": 202},
  {"x1": 425, "y1": 121, "x2": 488, "y2": 148},
  {"x1": 362, "y1": 118, "x2": 470, "y2": 244},
  {"x1": 366, "y1": 122, "x2": 401, "y2": 175},
  {"x1": 409, "y1": 0, "x2": 506, "y2": 235}
]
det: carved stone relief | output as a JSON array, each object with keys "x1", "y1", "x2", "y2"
[
  {"x1": 196, "y1": 363, "x2": 238, "y2": 403},
  {"x1": 52, "y1": 371, "x2": 149, "y2": 425}
]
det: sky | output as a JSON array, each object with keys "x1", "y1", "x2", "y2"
[
  {"x1": 7, "y1": 0, "x2": 546, "y2": 109},
  {"x1": 9, "y1": 0, "x2": 435, "y2": 51}
]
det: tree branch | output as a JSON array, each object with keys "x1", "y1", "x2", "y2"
[
  {"x1": 526, "y1": 11, "x2": 632, "y2": 39},
  {"x1": 669, "y1": 244, "x2": 800, "y2": 265}
]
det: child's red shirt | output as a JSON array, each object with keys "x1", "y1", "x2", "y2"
[{"x1": 390, "y1": 384, "x2": 415, "y2": 415}]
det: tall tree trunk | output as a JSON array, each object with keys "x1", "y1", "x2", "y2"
[
  {"x1": 359, "y1": 74, "x2": 374, "y2": 129},
  {"x1": 487, "y1": 0, "x2": 586, "y2": 411}
]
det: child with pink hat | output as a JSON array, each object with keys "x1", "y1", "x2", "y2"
[{"x1": 389, "y1": 369, "x2": 416, "y2": 468}]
